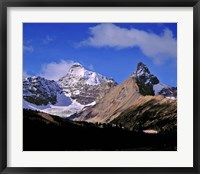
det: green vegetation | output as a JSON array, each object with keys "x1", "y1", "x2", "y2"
[{"x1": 111, "y1": 100, "x2": 176, "y2": 133}]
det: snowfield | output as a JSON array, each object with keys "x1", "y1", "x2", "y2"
[
  {"x1": 23, "y1": 92, "x2": 96, "y2": 117},
  {"x1": 23, "y1": 63, "x2": 108, "y2": 117}
]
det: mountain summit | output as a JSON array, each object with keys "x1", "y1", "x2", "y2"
[
  {"x1": 75, "y1": 62, "x2": 177, "y2": 133},
  {"x1": 58, "y1": 62, "x2": 117, "y2": 105},
  {"x1": 135, "y1": 62, "x2": 159, "y2": 96},
  {"x1": 23, "y1": 62, "x2": 117, "y2": 117},
  {"x1": 136, "y1": 62, "x2": 151, "y2": 75},
  {"x1": 136, "y1": 62, "x2": 159, "y2": 86},
  {"x1": 135, "y1": 62, "x2": 177, "y2": 98},
  {"x1": 60, "y1": 62, "x2": 114, "y2": 86}
]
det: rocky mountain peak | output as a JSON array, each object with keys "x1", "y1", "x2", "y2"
[
  {"x1": 136, "y1": 62, "x2": 150, "y2": 75},
  {"x1": 75, "y1": 62, "x2": 177, "y2": 129},
  {"x1": 58, "y1": 62, "x2": 117, "y2": 105},
  {"x1": 23, "y1": 61, "x2": 176, "y2": 118},
  {"x1": 135, "y1": 62, "x2": 159, "y2": 96},
  {"x1": 136, "y1": 62, "x2": 159, "y2": 85},
  {"x1": 134, "y1": 62, "x2": 176, "y2": 98},
  {"x1": 59, "y1": 62, "x2": 115, "y2": 86}
]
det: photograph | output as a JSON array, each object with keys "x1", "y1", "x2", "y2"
[{"x1": 23, "y1": 23, "x2": 177, "y2": 151}]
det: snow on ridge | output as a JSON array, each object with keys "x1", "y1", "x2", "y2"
[
  {"x1": 135, "y1": 62, "x2": 176, "y2": 98},
  {"x1": 23, "y1": 99, "x2": 51, "y2": 110},
  {"x1": 23, "y1": 98, "x2": 96, "y2": 118},
  {"x1": 23, "y1": 62, "x2": 115, "y2": 117},
  {"x1": 23, "y1": 91, "x2": 97, "y2": 118},
  {"x1": 59, "y1": 62, "x2": 115, "y2": 86},
  {"x1": 153, "y1": 83, "x2": 168, "y2": 95},
  {"x1": 166, "y1": 96, "x2": 176, "y2": 100}
]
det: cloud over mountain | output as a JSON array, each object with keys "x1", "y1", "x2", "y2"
[{"x1": 40, "y1": 60, "x2": 75, "y2": 80}]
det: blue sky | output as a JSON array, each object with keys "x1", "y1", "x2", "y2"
[{"x1": 23, "y1": 23, "x2": 177, "y2": 86}]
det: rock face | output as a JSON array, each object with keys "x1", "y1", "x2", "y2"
[
  {"x1": 135, "y1": 62, "x2": 177, "y2": 97},
  {"x1": 23, "y1": 63, "x2": 117, "y2": 117},
  {"x1": 135, "y1": 62, "x2": 159, "y2": 96},
  {"x1": 23, "y1": 61, "x2": 177, "y2": 129},
  {"x1": 23, "y1": 76, "x2": 61, "y2": 105},
  {"x1": 58, "y1": 63, "x2": 117, "y2": 105},
  {"x1": 75, "y1": 77, "x2": 141, "y2": 123},
  {"x1": 158, "y1": 87, "x2": 177, "y2": 98},
  {"x1": 75, "y1": 62, "x2": 177, "y2": 133}
]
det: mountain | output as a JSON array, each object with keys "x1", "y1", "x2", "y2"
[
  {"x1": 58, "y1": 63, "x2": 117, "y2": 105},
  {"x1": 75, "y1": 76, "x2": 141, "y2": 122},
  {"x1": 23, "y1": 63, "x2": 117, "y2": 117},
  {"x1": 135, "y1": 62, "x2": 177, "y2": 98},
  {"x1": 75, "y1": 62, "x2": 177, "y2": 133},
  {"x1": 23, "y1": 61, "x2": 176, "y2": 127},
  {"x1": 111, "y1": 95, "x2": 177, "y2": 132},
  {"x1": 23, "y1": 76, "x2": 63, "y2": 105},
  {"x1": 23, "y1": 62, "x2": 177, "y2": 150}
]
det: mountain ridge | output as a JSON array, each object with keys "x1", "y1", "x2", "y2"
[
  {"x1": 23, "y1": 61, "x2": 177, "y2": 119},
  {"x1": 23, "y1": 62, "x2": 117, "y2": 117},
  {"x1": 74, "y1": 62, "x2": 177, "y2": 133}
]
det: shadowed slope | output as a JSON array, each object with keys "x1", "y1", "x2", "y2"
[{"x1": 111, "y1": 95, "x2": 177, "y2": 132}]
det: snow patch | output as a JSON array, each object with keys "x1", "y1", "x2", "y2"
[
  {"x1": 153, "y1": 83, "x2": 168, "y2": 95},
  {"x1": 23, "y1": 99, "x2": 51, "y2": 110},
  {"x1": 166, "y1": 96, "x2": 176, "y2": 100},
  {"x1": 23, "y1": 62, "x2": 115, "y2": 118},
  {"x1": 59, "y1": 62, "x2": 114, "y2": 86},
  {"x1": 23, "y1": 94, "x2": 97, "y2": 118},
  {"x1": 143, "y1": 129, "x2": 158, "y2": 134}
]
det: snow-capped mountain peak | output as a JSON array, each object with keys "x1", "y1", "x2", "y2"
[
  {"x1": 58, "y1": 62, "x2": 117, "y2": 105},
  {"x1": 23, "y1": 61, "x2": 176, "y2": 119},
  {"x1": 59, "y1": 62, "x2": 115, "y2": 86},
  {"x1": 23, "y1": 62, "x2": 117, "y2": 117},
  {"x1": 68, "y1": 63, "x2": 85, "y2": 76}
]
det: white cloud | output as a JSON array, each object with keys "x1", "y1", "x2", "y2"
[
  {"x1": 39, "y1": 60, "x2": 74, "y2": 80},
  {"x1": 80, "y1": 24, "x2": 177, "y2": 64},
  {"x1": 23, "y1": 45, "x2": 34, "y2": 53},
  {"x1": 42, "y1": 35, "x2": 54, "y2": 44}
]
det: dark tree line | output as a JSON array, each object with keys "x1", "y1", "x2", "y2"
[{"x1": 23, "y1": 109, "x2": 177, "y2": 151}]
